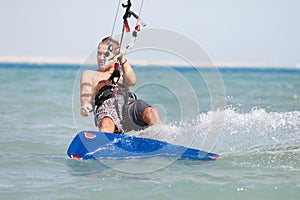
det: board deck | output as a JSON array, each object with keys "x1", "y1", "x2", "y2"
[{"x1": 67, "y1": 131, "x2": 219, "y2": 161}]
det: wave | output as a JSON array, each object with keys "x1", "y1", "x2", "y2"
[
  {"x1": 135, "y1": 108, "x2": 300, "y2": 156},
  {"x1": 130, "y1": 108, "x2": 300, "y2": 171}
]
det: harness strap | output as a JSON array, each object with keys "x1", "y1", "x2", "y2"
[{"x1": 94, "y1": 83, "x2": 137, "y2": 108}]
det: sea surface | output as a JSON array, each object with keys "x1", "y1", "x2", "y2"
[{"x1": 0, "y1": 63, "x2": 299, "y2": 199}]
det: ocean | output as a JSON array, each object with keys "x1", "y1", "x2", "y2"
[{"x1": 0, "y1": 63, "x2": 299, "y2": 199}]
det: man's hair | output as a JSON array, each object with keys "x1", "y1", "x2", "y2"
[{"x1": 98, "y1": 37, "x2": 120, "y2": 55}]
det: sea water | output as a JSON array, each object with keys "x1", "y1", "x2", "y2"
[{"x1": 0, "y1": 63, "x2": 299, "y2": 199}]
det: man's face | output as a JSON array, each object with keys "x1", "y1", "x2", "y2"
[{"x1": 97, "y1": 43, "x2": 114, "y2": 72}]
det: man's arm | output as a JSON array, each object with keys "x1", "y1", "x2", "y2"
[
  {"x1": 119, "y1": 55, "x2": 136, "y2": 86},
  {"x1": 80, "y1": 70, "x2": 93, "y2": 116}
]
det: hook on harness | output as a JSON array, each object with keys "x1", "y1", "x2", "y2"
[
  {"x1": 110, "y1": 63, "x2": 121, "y2": 85},
  {"x1": 109, "y1": 63, "x2": 120, "y2": 95}
]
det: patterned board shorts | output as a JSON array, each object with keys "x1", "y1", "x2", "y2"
[{"x1": 94, "y1": 98, "x2": 150, "y2": 133}]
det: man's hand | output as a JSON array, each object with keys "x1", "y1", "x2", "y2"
[{"x1": 81, "y1": 103, "x2": 92, "y2": 116}]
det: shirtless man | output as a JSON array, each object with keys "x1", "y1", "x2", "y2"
[{"x1": 80, "y1": 37, "x2": 162, "y2": 134}]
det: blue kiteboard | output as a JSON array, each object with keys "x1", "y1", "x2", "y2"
[{"x1": 67, "y1": 131, "x2": 219, "y2": 161}]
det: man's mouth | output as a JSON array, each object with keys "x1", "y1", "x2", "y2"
[{"x1": 99, "y1": 59, "x2": 105, "y2": 65}]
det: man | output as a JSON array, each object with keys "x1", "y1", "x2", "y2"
[{"x1": 80, "y1": 37, "x2": 162, "y2": 134}]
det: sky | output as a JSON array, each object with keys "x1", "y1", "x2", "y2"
[{"x1": 0, "y1": 0, "x2": 300, "y2": 66}]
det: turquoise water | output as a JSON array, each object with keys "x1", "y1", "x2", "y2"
[{"x1": 0, "y1": 63, "x2": 299, "y2": 199}]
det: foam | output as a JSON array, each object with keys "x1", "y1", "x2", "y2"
[{"x1": 134, "y1": 107, "x2": 300, "y2": 156}]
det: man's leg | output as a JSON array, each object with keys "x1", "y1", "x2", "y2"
[
  {"x1": 142, "y1": 107, "x2": 162, "y2": 126},
  {"x1": 99, "y1": 116, "x2": 115, "y2": 133}
]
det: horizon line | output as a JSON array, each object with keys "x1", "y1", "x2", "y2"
[{"x1": 0, "y1": 56, "x2": 299, "y2": 69}]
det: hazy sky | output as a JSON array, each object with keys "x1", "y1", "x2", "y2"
[{"x1": 1, "y1": 0, "x2": 299, "y2": 66}]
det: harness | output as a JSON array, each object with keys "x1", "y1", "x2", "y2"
[
  {"x1": 94, "y1": 84, "x2": 115, "y2": 107},
  {"x1": 94, "y1": 79, "x2": 137, "y2": 120},
  {"x1": 94, "y1": 82, "x2": 134, "y2": 106}
]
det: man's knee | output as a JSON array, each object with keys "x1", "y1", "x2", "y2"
[
  {"x1": 100, "y1": 117, "x2": 115, "y2": 132},
  {"x1": 142, "y1": 107, "x2": 162, "y2": 125}
]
